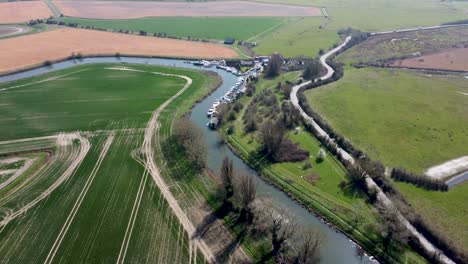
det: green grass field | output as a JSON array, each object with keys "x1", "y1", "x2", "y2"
[
  {"x1": 305, "y1": 67, "x2": 468, "y2": 249},
  {"x1": 54, "y1": 16, "x2": 285, "y2": 41},
  {"x1": 306, "y1": 67, "x2": 468, "y2": 173},
  {"x1": 0, "y1": 64, "x2": 191, "y2": 140},
  {"x1": 0, "y1": 63, "x2": 216, "y2": 263}
]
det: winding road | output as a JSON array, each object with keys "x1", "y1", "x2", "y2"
[{"x1": 290, "y1": 36, "x2": 456, "y2": 264}]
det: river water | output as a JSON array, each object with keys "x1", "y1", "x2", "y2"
[{"x1": 0, "y1": 57, "x2": 374, "y2": 263}]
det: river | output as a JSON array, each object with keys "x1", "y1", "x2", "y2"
[{"x1": 0, "y1": 57, "x2": 374, "y2": 263}]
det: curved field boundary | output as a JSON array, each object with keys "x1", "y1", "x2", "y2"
[
  {"x1": 0, "y1": 157, "x2": 35, "y2": 191},
  {"x1": 0, "y1": 133, "x2": 90, "y2": 228},
  {"x1": 290, "y1": 37, "x2": 456, "y2": 264},
  {"x1": 106, "y1": 67, "x2": 215, "y2": 262},
  {"x1": 44, "y1": 133, "x2": 114, "y2": 264}
]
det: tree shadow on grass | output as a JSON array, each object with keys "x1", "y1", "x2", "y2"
[{"x1": 215, "y1": 228, "x2": 248, "y2": 264}]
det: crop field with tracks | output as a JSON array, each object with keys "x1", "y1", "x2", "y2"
[{"x1": 0, "y1": 63, "x2": 217, "y2": 263}]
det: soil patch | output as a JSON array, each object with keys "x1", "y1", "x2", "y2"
[
  {"x1": 0, "y1": 1, "x2": 52, "y2": 23},
  {"x1": 0, "y1": 28, "x2": 237, "y2": 74},
  {"x1": 391, "y1": 48, "x2": 468, "y2": 72},
  {"x1": 54, "y1": 0, "x2": 321, "y2": 19}
]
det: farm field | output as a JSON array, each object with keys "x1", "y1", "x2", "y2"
[
  {"x1": 305, "y1": 67, "x2": 468, "y2": 173},
  {"x1": 0, "y1": 28, "x2": 237, "y2": 74},
  {"x1": 53, "y1": 16, "x2": 286, "y2": 41},
  {"x1": 53, "y1": 0, "x2": 322, "y2": 19},
  {"x1": 391, "y1": 48, "x2": 468, "y2": 71},
  {"x1": 339, "y1": 26, "x2": 468, "y2": 66},
  {"x1": 0, "y1": 1, "x2": 52, "y2": 24},
  {"x1": 0, "y1": 63, "x2": 218, "y2": 263}
]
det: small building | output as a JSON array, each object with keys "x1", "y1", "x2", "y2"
[{"x1": 224, "y1": 37, "x2": 236, "y2": 45}]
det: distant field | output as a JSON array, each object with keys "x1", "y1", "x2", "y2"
[
  {"x1": 0, "y1": 1, "x2": 52, "y2": 24},
  {"x1": 305, "y1": 67, "x2": 468, "y2": 173},
  {"x1": 54, "y1": 16, "x2": 285, "y2": 40},
  {"x1": 54, "y1": 0, "x2": 321, "y2": 19},
  {"x1": 243, "y1": 0, "x2": 468, "y2": 57},
  {"x1": 339, "y1": 26, "x2": 468, "y2": 66},
  {"x1": 0, "y1": 28, "x2": 237, "y2": 74}
]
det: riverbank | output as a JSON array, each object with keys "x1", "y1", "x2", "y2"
[{"x1": 215, "y1": 71, "x2": 429, "y2": 263}]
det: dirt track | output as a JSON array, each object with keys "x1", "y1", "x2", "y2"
[
  {"x1": 0, "y1": 28, "x2": 237, "y2": 74},
  {"x1": 54, "y1": 0, "x2": 321, "y2": 19},
  {"x1": 0, "y1": 1, "x2": 52, "y2": 24},
  {"x1": 391, "y1": 48, "x2": 468, "y2": 72}
]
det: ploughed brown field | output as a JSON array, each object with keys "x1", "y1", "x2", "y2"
[
  {"x1": 53, "y1": 0, "x2": 321, "y2": 19},
  {"x1": 0, "y1": 1, "x2": 52, "y2": 23},
  {"x1": 391, "y1": 48, "x2": 468, "y2": 72},
  {"x1": 0, "y1": 28, "x2": 238, "y2": 74}
]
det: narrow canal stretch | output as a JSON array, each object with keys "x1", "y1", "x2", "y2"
[{"x1": 0, "y1": 56, "x2": 374, "y2": 263}]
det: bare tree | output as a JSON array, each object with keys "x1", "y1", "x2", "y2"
[
  {"x1": 294, "y1": 229, "x2": 323, "y2": 264},
  {"x1": 267, "y1": 209, "x2": 297, "y2": 261},
  {"x1": 236, "y1": 173, "x2": 256, "y2": 223},
  {"x1": 173, "y1": 118, "x2": 206, "y2": 171},
  {"x1": 259, "y1": 120, "x2": 285, "y2": 160},
  {"x1": 378, "y1": 204, "x2": 409, "y2": 253},
  {"x1": 265, "y1": 53, "x2": 283, "y2": 77},
  {"x1": 220, "y1": 156, "x2": 234, "y2": 202}
]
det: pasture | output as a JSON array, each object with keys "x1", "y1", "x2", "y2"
[
  {"x1": 53, "y1": 1, "x2": 321, "y2": 19},
  {"x1": 0, "y1": 63, "x2": 217, "y2": 263},
  {"x1": 53, "y1": 16, "x2": 285, "y2": 41},
  {"x1": 0, "y1": 28, "x2": 237, "y2": 74},
  {"x1": 305, "y1": 67, "x2": 468, "y2": 173}
]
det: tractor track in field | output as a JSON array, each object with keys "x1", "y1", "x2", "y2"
[
  {"x1": 0, "y1": 133, "x2": 90, "y2": 228},
  {"x1": 44, "y1": 133, "x2": 114, "y2": 264},
  {"x1": 106, "y1": 67, "x2": 216, "y2": 263}
]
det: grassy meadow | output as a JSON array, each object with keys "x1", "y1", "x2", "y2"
[{"x1": 305, "y1": 67, "x2": 468, "y2": 173}]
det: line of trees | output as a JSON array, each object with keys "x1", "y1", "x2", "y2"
[{"x1": 391, "y1": 168, "x2": 448, "y2": 191}]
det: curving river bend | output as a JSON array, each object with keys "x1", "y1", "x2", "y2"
[{"x1": 0, "y1": 57, "x2": 374, "y2": 263}]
